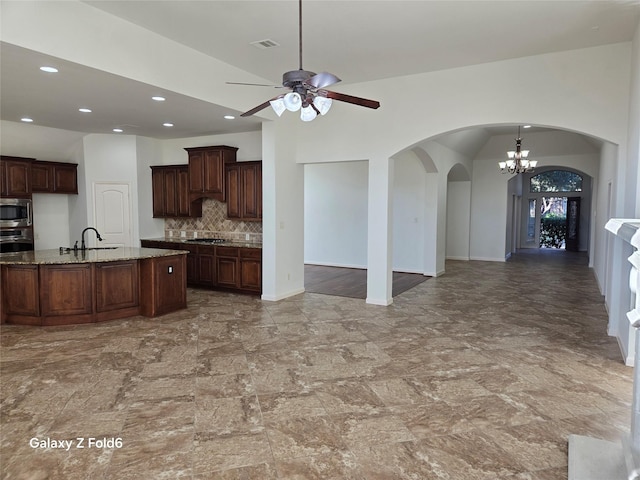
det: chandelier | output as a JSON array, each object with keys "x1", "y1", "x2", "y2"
[{"x1": 498, "y1": 126, "x2": 537, "y2": 174}]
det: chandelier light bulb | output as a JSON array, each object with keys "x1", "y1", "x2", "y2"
[
  {"x1": 313, "y1": 96, "x2": 332, "y2": 115},
  {"x1": 269, "y1": 98, "x2": 286, "y2": 117},
  {"x1": 300, "y1": 105, "x2": 317, "y2": 122},
  {"x1": 283, "y1": 92, "x2": 302, "y2": 112}
]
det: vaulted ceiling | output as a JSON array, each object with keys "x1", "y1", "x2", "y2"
[{"x1": 1, "y1": 1, "x2": 638, "y2": 145}]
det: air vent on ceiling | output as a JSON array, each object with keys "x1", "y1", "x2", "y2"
[{"x1": 250, "y1": 39, "x2": 280, "y2": 49}]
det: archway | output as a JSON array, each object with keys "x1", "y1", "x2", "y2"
[{"x1": 518, "y1": 167, "x2": 592, "y2": 253}]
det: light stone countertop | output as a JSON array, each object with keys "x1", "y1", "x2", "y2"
[
  {"x1": 142, "y1": 238, "x2": 262, "y2": 249},
  {"x1": 0, "y1": 247, "x2": 188, "y2": 265}
]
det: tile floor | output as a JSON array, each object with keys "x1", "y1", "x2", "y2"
[{"x1": 0, "y1": 252, "x2": 633, "y2": 479}]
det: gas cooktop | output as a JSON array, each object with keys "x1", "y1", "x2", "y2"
[{"x1": 185, "y1": 238, "x2": 226, "y2": 244}]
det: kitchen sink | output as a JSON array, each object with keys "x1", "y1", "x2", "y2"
[{"x1": 59, "y1": 246, "x2": 119, "y2": 254}]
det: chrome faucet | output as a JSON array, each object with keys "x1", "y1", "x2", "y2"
[{"x1": 81, "y1": 227, "x2": 103, "y2": 250}]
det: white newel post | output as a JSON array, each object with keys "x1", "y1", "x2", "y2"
[{"x1": 568, "y1": 219, "x2": 640, "y2": 480}]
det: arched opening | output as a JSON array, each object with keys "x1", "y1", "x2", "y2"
[
  {"x1": 519, "y1": 167, "x2": 592, "y2": 253},
  {"x1": 301, "y1": 122, "x2": 616, "y2": 305}
]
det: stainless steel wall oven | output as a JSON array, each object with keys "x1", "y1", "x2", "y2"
[
  {"x1": 0, "y1": 198, "x2": 32, "y2": 228},
  {"x1": 0, "y1": 198, "x2": 34, "y2": 252}
]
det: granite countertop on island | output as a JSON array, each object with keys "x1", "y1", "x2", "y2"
[
  {"x1": 142, "y1": 237, "x2": 262, "y2": 249},
  {"x1": 0, "y1": 247, "x2": 188, "y2": 265}
]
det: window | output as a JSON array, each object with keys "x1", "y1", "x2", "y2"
[{"x1": 530, "y1": 170, "x2": 583, "y2": 193}]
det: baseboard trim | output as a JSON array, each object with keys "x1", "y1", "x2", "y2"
[
  {"x1": 366, "y1": 297, "x2": 393, "y2": 306},
  {"x1": 261, "y1": 288, "x2": 305, "y2": 302},
  {"x1": 446, "y1": 256, "x2": 470, "y2": 261},
  {"x1": 616, "y1": 334, "x2": 634, "y2": 366},
  {"x1": 469, "y1": 256, "x2": 507, "y2": 263},
  {"x1": 424, "y1": 270, "x2": 445, "y2": 277}
]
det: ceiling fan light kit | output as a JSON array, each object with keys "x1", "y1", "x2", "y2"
[
  {"x1": 313, "y1": 96, "x2": 332, "y2": 115},
  {"x1": 231, "y1": 0, "x2": 380, "y2": 121},
  {"x1": 269, "y1": 98, "x2": 287, "y2": 117},
  {"x1": 283, "y1": 92, "x2": 302, "y2": 112}
]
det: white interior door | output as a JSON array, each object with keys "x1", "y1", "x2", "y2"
[{"x1": 93, "y1": 182, "x2": 132, "y2": 247}]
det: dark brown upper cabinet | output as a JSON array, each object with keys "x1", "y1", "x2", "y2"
[
  {"x1": 185, "y1": 145, "x2": 238, "y2": 202},
  {"x1": 226, "y1": 161, "x2": 262, "y2": 221},
  {"x1": 31, "y1": 161, "x2": 78, "y2": 194},
  {"x1": 1, "y1": 156, "x2": 33, "y2": 197},
  {"x1": 151, "y1": 165, "x2": 202, "y2": 218}
]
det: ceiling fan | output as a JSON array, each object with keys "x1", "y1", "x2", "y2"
[{"x1": 229, "y1": 0, "x2": 380, "y2": 122}]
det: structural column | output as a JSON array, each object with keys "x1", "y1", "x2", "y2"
[
  {"x1": 366, "y1": 156, "x2": 393, "y2": 305},
  {"x1": 260, "y1": 116, "x2": 305, "y2": 302}
]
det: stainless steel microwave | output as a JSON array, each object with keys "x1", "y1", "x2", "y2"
[{"x1": 0, "y1": 198, "x2": 32, "y2": 228}]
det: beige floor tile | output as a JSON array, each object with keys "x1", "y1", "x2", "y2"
[{"x1": 0, "y1": 252, "x2": 632, "y2": 478}]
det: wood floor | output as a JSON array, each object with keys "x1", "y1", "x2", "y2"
[{"x1": 304, "y1": 264, "x2": 428, "y2": 299}]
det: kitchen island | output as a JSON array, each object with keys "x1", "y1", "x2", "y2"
[
  {"x1": 141, "y1": 238, "x2": 262, "y2": 294},
  {"x1": 0, "y1": 247, "x2": 188, "y2": 326}
]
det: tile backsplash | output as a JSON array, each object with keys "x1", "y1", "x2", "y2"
[{"x1": 165, "y1": 199, "x2": 262, "y2": 243}]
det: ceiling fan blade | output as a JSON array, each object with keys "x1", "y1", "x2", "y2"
[
  {"x1": 240, "y1": 95, "x2": 283, "y2": 117},
  {"x1": 227, "y1": 81, "x2": 283, "y2": 88},
  {"x1": 321, "y1": 90, "x2": 380, "y2": 110},
  {"x1": 305, "y1": 72, "x2": 341, "y2": 89}
]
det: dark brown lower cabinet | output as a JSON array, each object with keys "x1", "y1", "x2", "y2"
[
  {"x1": 1, "y1": 265, "x2": 40, "y2": 323},
  {"x1": 141, "y1": 240, "x2": 261, "y2": 294},
  {"x1": 215, "y1": 246, "x2": 239, "y2": 289},
  {"x1": 197, "y1": 246, "x2": 216, "y2": 287},
  {"x1": 1, "y1": 254, "x2": 187, "y2": 326},
  {"x1": 40, "y1": 264, "x2": 93, "y2": 320},
  {"x1": 96, "y1": 261, "x2": 139, "y2": 312},
  {"x1": 140, "y1": 255, "x2": 187, "y2": 317},
  {"x1": 239, "y1": 248, "x2": 262, "y2": 293}
]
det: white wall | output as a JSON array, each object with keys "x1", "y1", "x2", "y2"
[
  {"x1": 393, "y1": 155, "x2": 426, "y2": 273},
  {"x1": 446, "y1": 181, "x2": 471, "y2": 260},
  {"x1": 136, "y1": 136, "x2": 164, "y2": 240},
  {"x1": 304, "y1": 162, "x2": 368, "y2": 268},
  {"x1": 0, "y1": 121, "x2": 86, "y2": 248},
  {"x1": 633, "y1": 23, "x2": 640, "y2": 218},
  {"x1": 82, "y1": 134, "x2": 139, "y2": 246},
  {"x1": 604, "y1": 19, "x2": 640, "y2": 365}
]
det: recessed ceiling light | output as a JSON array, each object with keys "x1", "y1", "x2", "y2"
[
  {"x1": 40, "y1": 66, "x2": 58, "y2": 73},
  {"x1": 152, "y1": 96, "x2": 166, "y2": 102},
  {"x1": 113, "y1": 128, "x2": 123, "y2": 133},
  {"x1": 21, "y1": 117, "x2": 34, "y2": 123},
  {"x1": 78, "y1": 108, "x2": 92, "y2": 113},
  {"x1": 224, "y1": 115, "x2": 235, "y2": 120},
  {"x1": 523, "y1": 125, "x2": 532, "y2": 128},
  {"x1": 163, "y1": 123, "x2": 174, "y2": 127}
]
